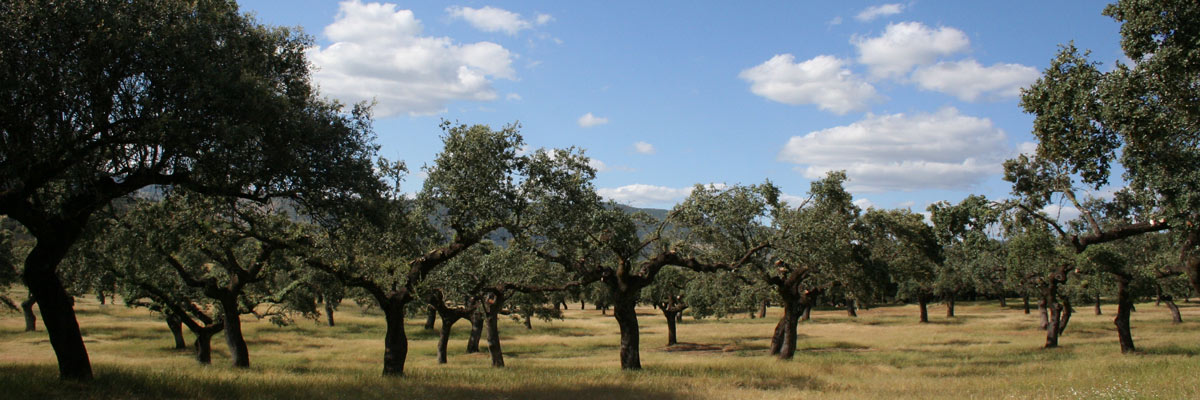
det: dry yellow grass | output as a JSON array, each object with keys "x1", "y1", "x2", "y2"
[{"x1": 1, "y1": 294, "x2": 1198, "y2": 399}]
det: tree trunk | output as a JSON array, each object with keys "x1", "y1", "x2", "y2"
[
  {"x1": 523, "y1": 314, "x2": 532, "y2": 330},
  {"x1": 769, "y1": 315, "x2": 785, "y2": 355},
  {"x1": 946, "y1": 296, "x2": 956, "y2": 318},
  {"x1": 757, "y1": 300, "x2": 768, "y2": 318},
  {"x1": 777, "y1": 300, "x2": 801, "y2": 360},
  {"x1": 1115, "y1": 276, "x2": 1135, "y2": 353},
  {"x1": 436, "y1": 313, "x2": 460, "y2": 364},
  {"x1": 1044, "y1": 282, "x2": 1062, "y2": 349},
  {"x1": 382, "y1": 302, "x2": 408, "y2": 376},
  {"x1": 918, "y1": 297, "x2": 929, "y2": 323},
  {"x1": 999, "y1": 296, "x2": 1007, "y2": 308},
  {"x1": 424, "y1": 306, "x2": 436, "y2": 330},
  {"x1": 194, "y1": 330, "x2": 214, "y2": 364},
  {"x1": 1094, "y1": 295, "x2": 1102, "y2": 315},
  {"x1": 485, "y1": 308, "x2": 504, "y2": 367},
  {"x1": 466, "y1": 312, "x2": 484, "y2": 353},
  {"x1": 801, "y1": 303, "x2": 812, "y2": 321},
  {"x1": 1163, "y1": 295, "x2": 1183, "y2": 323},
  {"x1": 613, "y1": 295, "x2": 642, "y2": 369},
  {"x1": 167, "y1": 316, "x2": 187, "y2": 350},
  {"x1": 845, "y1": 297, "x2": 857, "y2": 317},
  {"x1": 1056, "y1": 297, "x2": 1072, "y2": 336},
  {"x1": 324, "y1": 302, "x2": 336, "y2": 327},
  {"x1": 21, "y1": 295, "x2": 36, "y2": 332},
  {"x1": 1038, "y1": 299, "x2": 1049, "y2": 330},
  {"x1": 1023, "y1": 295, "x2": 1031, "y2": 314},
  {"x1": 23, "y1": 241, "x2": 92, "y2": 380},
  {"x1": 663, "y1": 309, "x2": 679, "y2": 346},
  {"x1": 219, "y1": 298, "x2": 250, "y2": 368}
]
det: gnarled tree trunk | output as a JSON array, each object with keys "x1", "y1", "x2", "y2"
[
  {"x1": 167, "y1": 316, "x2": 187, "y2": 350},
  {"x1": 485, "y1": 306, "x2": 504, "y2": 367},
  {"x1": 466, "y1": 312, "x2": 484, "y2": 353},
  {"x1": 23, "y1": 238, "x2": 92, "y2": 380},
  {"x1": 21, "y1": 295, "x2": 36, "y2": 332},
  {"x1": 436, "y1": 313, "x2": 461, "y2": 364},
  {"x1": 1162, "y1": 295, "x2": 1182, "y2": 323},
  {"x1": 662, "y1": 308, "x2": 681, "y2": 346},
  {"x1": 382, "y1": 301, "x2": 409, "y2": 376},
  {"x1": 613, "y1": 294, "x2": 642, "y2": 369},
  {"x1": 218, "y1": 297, "x2": 250, "y2": 368},
  {"x1": 194, "y1": 330, "x2": 215, "y2": 364},
  {"x1": 1114, "y1": 275, "x2": 1135, "y2": 353},
  {"x1": 424, "y1": 306, "x2": 436, "y2": 330}
]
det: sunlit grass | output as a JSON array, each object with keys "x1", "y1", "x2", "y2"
[{"x1": 1, "y1": 294, "x2": 1198, "y2": 399}]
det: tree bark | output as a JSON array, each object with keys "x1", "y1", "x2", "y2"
[
  {"x1": 1094, "y1": 295, "x2": 1102, "y2": 315},
  {"x1": 1162, "y1": 295, "x2": 1183, "y2": 323},
  {"x1": 523, "y1": 314, "x2": 532, "y2": 330},
  {"x1": 218, "y1": 298, "x2": 250, "y2": 368},
  {"x1": 1056, "y1": 297, "x2": 1072, "y2": 336},
  {"x1": 769, "y1": 315, "x2": 785, "y2": 355},
  {"x1": 1023, "y1": 295, "x2": 1031, "y2": 314},
  {"x1": 999, "y1": 296, "x2": 1007, "y2": 308},
  {"x1": 945, "y1": 296, "x2": 956, "y2": 318},
  {"x1": 194, "y1": 330, "x2": 215, "y2": 364},
  {"x1": 167, "y1": 316, "x2": 187, "y2": 350},
  {"x1": 324, "y1": 302, "x2": 336, "y2": 327},
  {"x1": 1038, "y1": 299, "x2": 1049, "y2": 330},
  {"x1": 382, "y1": 302, "x2": 408, "y2": 376},
  {"x1": 663, "y1": 309, "x2": 679, "y2": 346},
  {"x1": 424, "y1": 306, "x2": 436, "y2": 330},
  {"x1": 777, "y1": 300, "x2": 801, "y2": 360},
  {"x1": 466, "y1": 312, "x2": 484, "y2": 353},
  {"x1": 613, "y1": 295, "x2": 642, "y2": 369},
  {"x1": 918, "y1": 297, "x2": 929, "y2": 323},
  {"x1": 800, "y1": 303, "x2": 812, "y2": 321},
  {"x1": 1115, "y1": 276, "x2": 1135, "y2": 353},
  {"x1": 23, "y1": 240, "x2": 92, "y2": 380},
  {"x1": 757, "y1": 300, "x2": 768, "y2": 318},
  {"x1": 436, "y1": 313, "x2": 461, "y2": 364},
  {"x1": 485, "y1": 308, "x2": 504, "y2": 367},
  {"x1": 845, "y1": 297, "x2": 857, "y2": 317},
  {"x1": 21, "y1": 295, "x2": 36, "y2": 332},
  {"x1": 1044, "y1": 282, "x2": 1062, "y2": 349}
]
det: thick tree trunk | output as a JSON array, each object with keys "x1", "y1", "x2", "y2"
[
  {"x1": 758, "y1": 299, "x2": 768, "y2": 318},
  {"x1": 769, "y1": 315, "x2": 785, "y2": 355},
  {"x1": 424, "y1": 306, "x2": 436, "y2": 330},
  {"x1": 21, "y1": 295, "x2": 36, "y2": 332},
  {"x1": 1162, "y1": 295, "x2": 1183, "y2": 323},
  {"x1": 23, "y1": 241, "x2": 92, "y2": 380},
  {"x1": 1115, "y1": 276, "x2": 1135, "y2": 353},
  {"x1": 946, "y1": 297, "x2": 956, "y2": 318},
  {"x1": 918, "y1": 297, "x2": 929, "y2": 323},
  {"x1": 777, "y1": 300, "x2": 801, "y2": 360},
  {"x1": 1044, "y1": 283, "x2": 1062, "y2": 349},
  {"x1": 219, "y1": 298, "x2": 250, "y2": 368},
  {"x1": 167, "y1": 316, "x2": 187, "y2": 350},
  {"x1": 382, "y1": 302, "x2": 408, "y2": 376},
  {"x1": 485, "y1": 309, "x2": 504, "y2": 367},
  {"x1": 1023, "y1": 295, "x2": 1031, "y2": 314},
  {"x1": 663, "y1": 309, "x2": 679, "y2": 346},
  {"x1": 1095, "y1": 295, "x2": 1102, "y2": 315},
  {"x1": 613, "y1": 295, "x2": 642, "y2": 369},
  {"x1": 466, "y1": 312, "x2": 484, "y2": 353},
  {"x1": 324, "y1": 302, "x2": 336, "y2": 327},
  {"x1": 1056, "y1": 297, "x2": 1073, "y2": 336},
  {"x1": 1038, "y1": 300, "x2": 1049, "y2": 330},
  {"x1": 436, "y1": 314, "x2": 460, "y2": 364},
  {"x1": 194, "y1": 330, "x2": 214, "y2": 364}
]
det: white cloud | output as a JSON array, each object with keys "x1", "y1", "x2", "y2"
[
  {"x1": 740, "y1": 54, "x2": 879, "y2": 115},
  {"x1": 535, "y1": 13, "x2": 554, "y2": 25},
  {"x1": 446, "y1": 6, "x2": 531, "y2": 35},
  {"x1": 778, "y1": 107, "x2": 1009, "y2": 192},
  {"x1": 633, "y1": 141, "x2": 656, "y2": 155},
  {"x1": 779, "y1": 193, "x2": 811, "y2": 207},
  {"x1": 578, "y1": 112, "x2": 609, "y2": 128},
  {"x1": 597, "y1": 183, "x2": 726, "y2": 207},
  {"x1": 505, "y1": 93, "x2": 522, "y2": 101},
  {"x1": 588, "y1": 159, "x2": 609, "y2": 173},
  {"x1": 1042, "y1": 204, "x2": 1081, "y2": 223},
  {"x1": 854, "y1": 198, "x2": 875, "y2": 210},
  {"x1": 1016, "y1": 141, "x2": 1038, "y2": 156},
  {"x1": 855, "y1": 4, "x2": 904, "y2": 22},
  {"x1": 911, "y1": 59, "x2": 1040, "y2": 101},
  {"x1": 307, "y1": 1, "x2": 515, "y2": 117},
  {"x1": 854, "y1": 22, "x2": 970, "y2": 79}
]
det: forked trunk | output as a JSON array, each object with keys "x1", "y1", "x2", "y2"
[
  {"x1": 382, "y1": 302, "x2": 409, "y2": 376},
  {"x1": 1115, "y1": 276, "x2": 1135, "y2": 353},
  {"x1": 1044, "y1": 282, "x2": 1062, "y2": 349},
  {"x1": 23, "y1": 240, "x2": 92, "y2": 381},
  {"x1": 466, "y1": 312, "x2": 484, "y2": 353},
  {"x1": 21, "y1": 295, "x2": 36, "y2": 332},
  {"x1": 219, "y1": 298, "x2": 250, "y2": 368},
  {"x1": 167, "y1": 316, "x2": 187, "y2": 349},
  {"x1": 613, "y1": 296, "x2": 642, "y2": 370}
]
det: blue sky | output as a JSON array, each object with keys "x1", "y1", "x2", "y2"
[{"x1": 238, "y1": 1, "x2": 1126, "y2": 216}]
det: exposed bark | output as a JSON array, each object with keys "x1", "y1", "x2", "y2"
[
  {"x1": 1056, "y1": 297, "x2": 1073, "y2": 336},
  {"x1": 1023, "y1": 295, "x2": 1031, "y2": 314},
  {"x1": 485, "y1": 303, "x2": 504, "y2": 367},
  {"x1": 800, "y1": 303, "x2": 812, "y2": 321},
  {"x1": 1163, "y1": 295, "x2": 1183, "y2": 323},
  {"x1": 845, "y1": 297, "x2": 857, "y2": 317},
  {"x1": 21, "y1": 295, "x2": 36, "y2": 332},
  {"x1": 999, "y1": 296, "x2": 1007, "y2": 308},
  {"x1": 663, "y1": 308, "x2": 680, "y2": 346},
  {"x1": 167, "y1": 316, "x2": 187, "y2": 350},
  {"x1": 23, "y1": 237, "x2": 92, "y2": 380},
  {"x1": 466, "y1": 312, "x2": 484, "y2": 353},
  {"x1": 1114, "y1": 275, "x2": 1135, "y2": 353},
  {"x1": 424, "y1": 306, "x2": 436, "y2": 330},
  {"x1": 523, "y1": 314, "x2": 532, "y2": 330},
  {"x1": 777, "y1": 299, "x2": 802, "y2": 360},
  {"x1": 945, "y1": 296, "x2": 956, "y2": 318},
  {"x1": 194, "y1": 330, "x2": 215, "y2": 364},
  {"x1": 324, "y1": 302, "x2": 336, "y2": 327},
  {"x1": 769, "y1": 315, "x2": 785, "y2": 356},
  {"x1": 1038, "y1": 300, "x2": 1049, "y2": 330},
  {"x1": 1094, "y1": 295, "x2": 1102, "y2": 315},
  {"x1": 757, "y1": 300, "x2": 768, "y2": 318},
  {"x1": 613, "y1": 295, "x2": 641, "y2": 369},
  {"x1": 218, "y1": 297, "x2": 250, "y2": 368},
  {"x1": 436, "y1": 313, "x2": 461, "y2": 364}
]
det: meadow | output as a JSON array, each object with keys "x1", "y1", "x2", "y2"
[{"x1": 1, "y1": 295, "x2": 1198, "y2": 399}]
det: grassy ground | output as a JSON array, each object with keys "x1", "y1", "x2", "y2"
[{"x1": 1, "y1": 296, "x2": 1197, "y2": 399}]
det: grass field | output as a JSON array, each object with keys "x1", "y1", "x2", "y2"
[{"x1": 1, "y1": 295, "x2": 1198, "y2": 399}]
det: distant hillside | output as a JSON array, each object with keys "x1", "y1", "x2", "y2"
[{"x1": 612, "y1": 204, "x2": 670, "y2": 221}]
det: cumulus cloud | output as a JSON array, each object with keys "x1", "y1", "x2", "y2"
[
  {"x1": 307, "y1": 1, "x2": 515, "y2": 117},
  {"x1": 778, "y1": 107, "x2": 1009, "y2": 192},
  {"x1": 597, "y1": 183, "x2": 726, "y2": 207},
  {"x1": 854, "y1": 22, "x2": 970, "y2": 79},
  {"x1": 856, "y1": 4, "x2": 904, "y2": 22},
  {"x1": 912, "y1": 60, "x2": 1040, "y2": 101},
  {"x1": 446, "y1": 6, "x2": 533, "y2": 35},
  {"x1": 740, "y1": 54, "x2": 879, "y2": 115},
  {"x1": 578, "y1": 112, "x2": 609, "y2": 128},
  {"x1": 633, "y1": 141, "x2": 655, "y2": 155},
  {"x1": 1042, "y1": 204, "x2": 1082, "y2": 223},
  {"x1": 854, "y1": 198, "x2": 875, "y2": 210}
]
